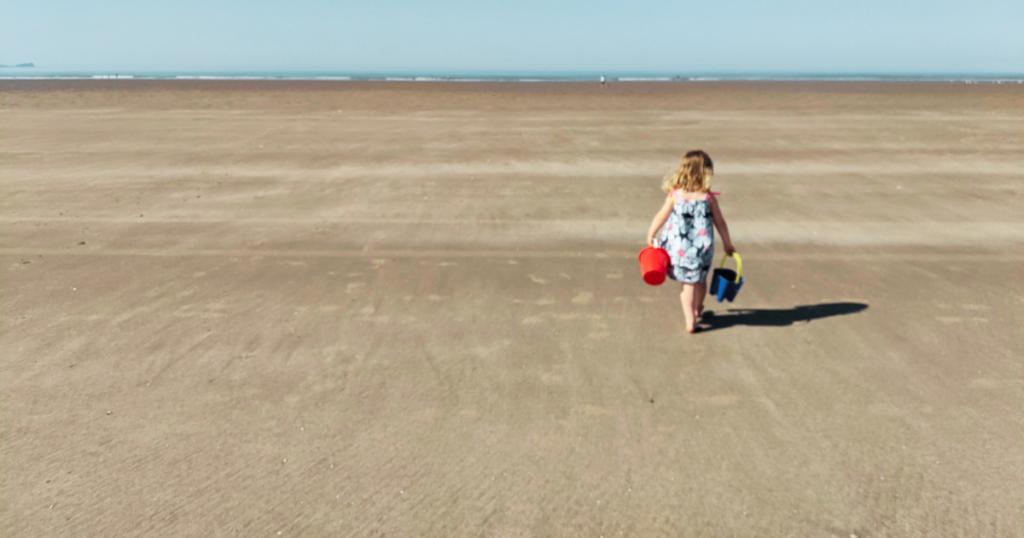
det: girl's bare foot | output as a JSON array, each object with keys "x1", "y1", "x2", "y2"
[{"x1": 683, "y1": 315, "x2": 696, "y2": 333}]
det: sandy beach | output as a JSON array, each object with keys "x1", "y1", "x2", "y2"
[{"x1": 1, "y1": 80, "x2": 1023, "y2": 536}]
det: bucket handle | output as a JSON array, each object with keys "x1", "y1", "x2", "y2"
[{"x1": 718, "y1": 253, "x2": 743, "y2": 283}]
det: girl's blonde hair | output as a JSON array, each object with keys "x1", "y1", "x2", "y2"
[{"x1": 662, "y1": 150, "x2": 714, "y2": 193}]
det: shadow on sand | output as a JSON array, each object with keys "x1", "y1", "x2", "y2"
[{"x1": 701, "y1": 302, "x2": 868, "y2": 332}]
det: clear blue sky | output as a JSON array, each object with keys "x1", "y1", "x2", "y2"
[{"x1": 2, "y1": 0, "x2": 1022, "y2": 73}]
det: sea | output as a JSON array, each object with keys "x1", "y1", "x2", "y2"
[{"x1": 1, "y1": 68, "x2": 1022, "y2": 84}]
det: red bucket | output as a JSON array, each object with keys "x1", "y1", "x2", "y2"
[{"x1": 638, "y1": 247, "x2": 670, "y2": 285}]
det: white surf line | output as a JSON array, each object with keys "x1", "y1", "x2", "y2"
[
  {"x1": 4, "y1": 158, "x2": 1022, "y2": 182},
  {"x1": 0, "y1": 216, "x2": 646, "y2": 225},
  {"x1": 228, "y1": 126, "x2": 282, "y2": 148},
  {"x1": 4, "y1": 217, "x2": 1024, "y2": 227},
  {"x1": 5, "y1": 219, "x2": 1024, "y2": 246},
  {"x1": 2, "y1": 248, "x2": 1022, "y2": 262}
]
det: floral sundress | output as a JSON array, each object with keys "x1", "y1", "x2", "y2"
[{"x1": 658, "y1": 190, "x2": 716, "y2": 284}]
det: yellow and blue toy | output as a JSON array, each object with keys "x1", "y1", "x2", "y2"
[{"x1": 709, "y1": 253, "x2": 744, "y2": 302}]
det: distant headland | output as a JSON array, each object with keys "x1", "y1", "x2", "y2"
[{"x1": 0, "y1": 63, "x2": 35, "y2": 68}]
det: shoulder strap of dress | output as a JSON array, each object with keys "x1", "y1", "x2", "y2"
[{"x1": 705, "y1": 191, "x2": 722, "y2": 200}]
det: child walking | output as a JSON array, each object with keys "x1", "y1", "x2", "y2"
[{"x1": 646, "y1": 150, "x2": 736, "y2": 333}]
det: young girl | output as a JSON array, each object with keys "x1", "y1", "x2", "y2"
[{"x1": 646, "y1": 150, "x2": 736, "y2": 333}]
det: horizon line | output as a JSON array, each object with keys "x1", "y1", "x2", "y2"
[{"x1": 3, "y1": 66, "x2": 1024, "y2": 77}]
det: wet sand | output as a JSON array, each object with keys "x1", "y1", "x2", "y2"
[{"x1": 1, "y1": 81, "x2": 1023, "y2": 536}]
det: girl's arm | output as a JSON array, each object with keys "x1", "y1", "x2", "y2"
[
  {"x1": 646, "y1": 195, "x2": 675, "y2": 246},
  {"x1": 708, "y1": 195, "x2": 736, "y2": 255}
]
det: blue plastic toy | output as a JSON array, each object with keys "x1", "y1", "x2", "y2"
[{"x1": 709, "y1": 253, "x2": 744, "y2": 302}]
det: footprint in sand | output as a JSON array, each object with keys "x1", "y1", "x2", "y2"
[
  {"x1": 529, "y1": 274, "x2": 548, "y2": 285},
  {"x1": 540, "y1": 372, "x2": 564, "y2": 385},
  {"x1": 936, "y1": 316, "x2": 988, "y2": 324},
  {"x1": 573, "y1": 404, "x2": 619, "y2": 416},
  {"x1": 700, "y1": 394, "x2": 739, "y2": 406},
  {"x1": 571, "y1": 292, "x2": 593, "y2": 305},
  {"x1": 969, "y1": 378, "x2": 1024, "y2": 389},
  {"x1": 412, "y1": 408, "x2": 441, "y2": 421}
]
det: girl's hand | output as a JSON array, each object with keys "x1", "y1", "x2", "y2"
[
  {"x1": 646, "y1": 233, "x2": 657, "y2": 247},
  {"x1": 724, "y1": 242, "x2": 736, "y2": 256}
]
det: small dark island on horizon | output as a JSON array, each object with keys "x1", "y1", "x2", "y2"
[{"x1": 0, "y1": 63, "x2": 35, "y2": 68}]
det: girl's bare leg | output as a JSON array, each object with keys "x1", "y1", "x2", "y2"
[
  {"x1": 680, "y1": 284, "x2": 697, "y2": 332},
  {"x1": 694, "y1": 279, "x2": 707, "y2": 320}
]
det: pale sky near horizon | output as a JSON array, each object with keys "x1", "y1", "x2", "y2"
[{"x1": 2, "y1": 0, "x2": 1022, "y2": 74}]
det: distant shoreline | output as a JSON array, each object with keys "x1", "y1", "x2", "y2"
[{"x1": 0, "y1": 70, "x2": 1022, "y2": 84}]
